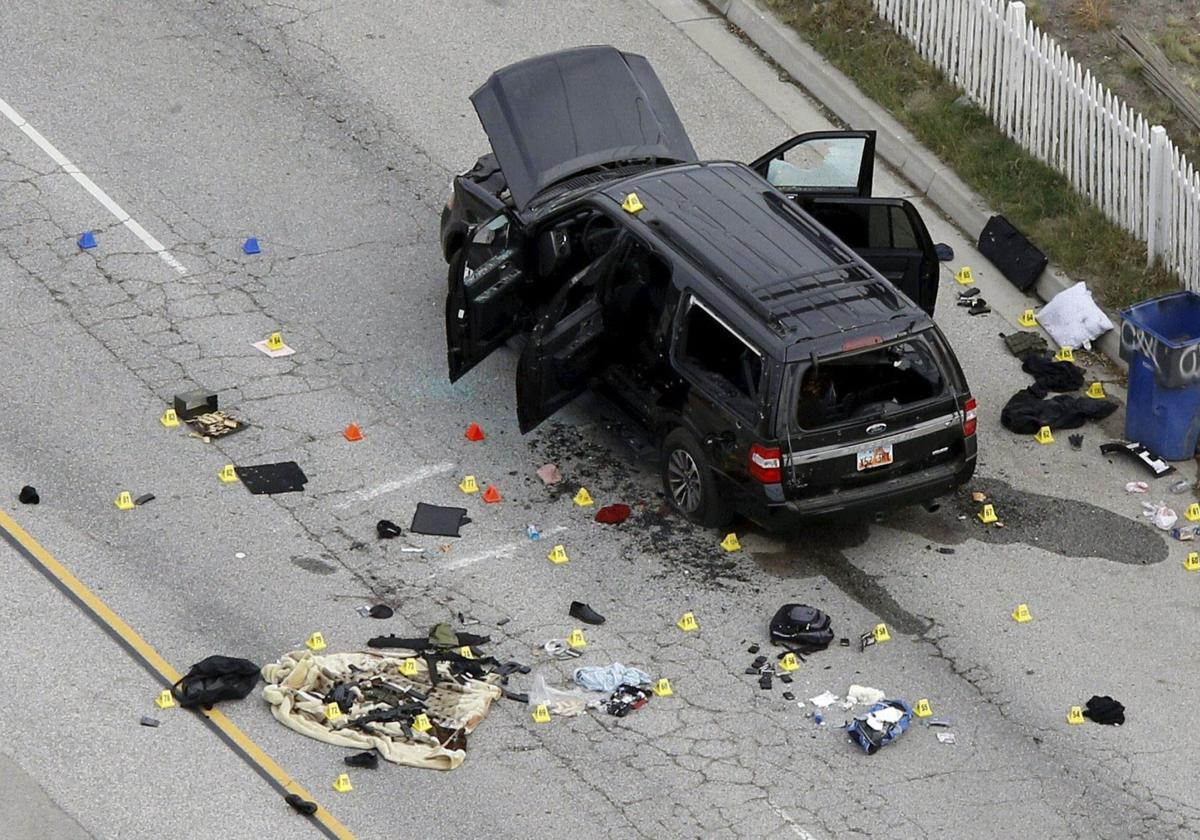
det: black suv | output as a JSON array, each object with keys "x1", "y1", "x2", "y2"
[{"x1": 440, "y1": 46, "x2": 977, "y2": 527}]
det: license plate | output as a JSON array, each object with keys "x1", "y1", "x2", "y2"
[{"x1": 857, "y1": 443, "x2": 893, "y2": 471}]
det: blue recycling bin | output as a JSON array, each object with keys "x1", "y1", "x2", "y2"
[{"x1": 1119, "y1": 291, "x2": 1200, "y2": 461}]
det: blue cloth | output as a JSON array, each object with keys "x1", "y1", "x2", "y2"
[{"x1": 573, "y1": 663, "x2": 651, "y2": 693}]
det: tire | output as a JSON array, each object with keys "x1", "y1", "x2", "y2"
[{"x1": 661, "y1": 428, "x2": 731, "y2": 529}]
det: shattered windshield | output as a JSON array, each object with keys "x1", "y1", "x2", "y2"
[{"x1": 793, "y1": 336, "x2": 945, "y2": 428}]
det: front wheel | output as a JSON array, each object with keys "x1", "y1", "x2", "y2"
[{"x1": 661, "y1": 429, "x2": 731, "y2": 529}]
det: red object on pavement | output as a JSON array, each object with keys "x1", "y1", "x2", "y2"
[
  {"x1": 343, "y1": 423, "x2": 364, "y2": 442},
  {"x1": 482, "y1": 485, "x2": 502, "y2": 503},
  {"x1": 595, "y1": 503, "x2": 631, "y2": 524},
  {"x1": 465, "y1": 423, "x2": 486, "y2": 441}
]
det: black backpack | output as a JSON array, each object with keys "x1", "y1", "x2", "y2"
[
  {"x1": 769, "y1": 604, "x2": 833, "y2": 652},
  {"x1": 173, "y1": 656, "x2": 260, "y2": 709}
]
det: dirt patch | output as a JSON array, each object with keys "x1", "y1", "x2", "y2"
[{"x1": 1028, "y1": 0, "x2": 1200, "y2": 162}]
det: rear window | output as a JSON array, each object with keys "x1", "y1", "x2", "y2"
[{"x1": 794, "y1": 337, "x2": 945, "y2": 428}]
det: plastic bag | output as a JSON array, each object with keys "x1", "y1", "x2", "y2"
[{"x1": 527, "y1": 671, "x2": 590, "y2": 717}]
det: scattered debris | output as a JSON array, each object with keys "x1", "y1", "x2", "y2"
[
  {"x1": 526, "y1": 524, "x2": 541, "y2": 540},
  {"x1": 1142, "y1": 501, "x2": 1178, "y2": 531},
  {"x1": 1100, "y1": 441, "x2": 1175, "y2": 477},
  {"x1": 971, "y1": 491, "x2": 987, "y2": 503},
  {"x1": 366, "y1": 605, "x2": 394, "y2": 620},
  {"x1": 536, "y1": 463, "x2": 562, "y2": 485},
  {"x1": 410, "y1": 503, "x2": 470, "y2": 537},
  {"x1": 568, "y1": 601, "x2": 605, "y2": 625},
  {"x1": 1125, "y1": 481, "x2": 1150, "y2": 494},
  {"x1": 134, "y1": 493, "x2": 155, "y2": 506},
  {"x1": 847, "y1": 685, "x2": 886, "y2": 706},
  {"x1": 1169, "y1": 479, "x2": 1193, "y2": 494},
  {"x1": 376, "y1": 519, "x2": 403, "y2": 539},
  {"x1": 936, "y1": 732, "x2": 956, "y2": 744},
  {"x1": 186, "y1": 411, "x2": 245, "y2": 441},
  {"x1": 235, "y1": 462, "x2": 308, "y2": 494},
  {"x1": 935, "y1": 243, "x2": 954, "y2": 261},
  {"x1": 18, "y1": 485, "x2": 39, "y2": 505},
  {"x1": 139, "y1": 716, "x2": 160, "y2": 728},
  {"x1": 845, "y1": 700, "x2": 913, "y2": 754},
  {"x1": 528, "y1": 670, "x2": 589, "y2": 716},
  {"x1": 540, "y1": 639, "x2": 582, "y2": 660},
  {"x1": 605, "y1": 684, "x2": 652, "y2": 716},
  {"x1": 1069, "y1": 433, "x2": 1084, "y2": 450},
  {"x1": 809, "y1": 691, "x2": 838, "y2": 708}
]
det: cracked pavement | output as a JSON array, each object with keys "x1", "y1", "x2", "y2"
[{"x1": 1, "y1": 0, "x2": 1198, "y2": 837}]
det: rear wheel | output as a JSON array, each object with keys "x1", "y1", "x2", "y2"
[{"x1": 661, "y1": 429, "x2": 730, "y2": 528}]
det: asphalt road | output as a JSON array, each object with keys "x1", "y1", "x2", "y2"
[{"x1": 0, "y1": 1, "x2": 1197, "y2": 838}]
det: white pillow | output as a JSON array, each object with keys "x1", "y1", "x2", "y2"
[{"x1": 1036, "y1": 281, "x2": 1114, "y2": 349}]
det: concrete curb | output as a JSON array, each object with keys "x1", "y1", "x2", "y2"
[{"x1": 710, "y1": 0, "x2": 1124, "y2": 366}]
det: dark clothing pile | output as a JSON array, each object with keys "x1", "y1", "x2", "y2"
[
  {"x1": 173, "y1": 655, "x2": 260, "y2": 709},
  {"x1": 1021, "y1": 354, "x2": 1085, "y2": 392},
  {"x1": 1082, "y1": 695, "x2": 1125, "y2": 725},
  {"x1": 1000, "y1": 384, "x2": 1119, "y2": 434},
  {"x1": 605, "y1": 684, "x2": 652, "y2": 717}
]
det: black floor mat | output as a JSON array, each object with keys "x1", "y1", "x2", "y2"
[
  {"x1": 410, "y1": 503, "x2": 470, "y2": 537},
  {"x1": 234, "y1": 462, "x2": 308, "y2": 494}
]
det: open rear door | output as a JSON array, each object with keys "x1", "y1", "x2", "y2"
[
  {"x1": 445, "y1": 213, "x2": 526, "y2": 381},
  {"x1": 515, "y1": 235, "x2": 630, "y2": 432},
  {"x1": 749, "y1": 130, "x2": 876, "y2": 198},
  {"x1": 804, "y1": 197, "x2": 940, "y2": 315}
]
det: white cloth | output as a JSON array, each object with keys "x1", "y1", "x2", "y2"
[
  {"x1": 1036, "y1": 282, "x2": 1113, "y2": 349},
  {"x1": 809, "y1": 691, "x2": 838, "y2": 708},
  {"x1": 847, "y1": 684, "x2": 886, "y2": 706}
]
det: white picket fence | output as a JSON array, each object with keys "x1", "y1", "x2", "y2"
[{"x1": 873, "y1": 0, "x2": 1200, "y2": 292}]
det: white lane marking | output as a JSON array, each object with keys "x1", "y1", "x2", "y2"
[
  {"x1": 775, "y1": 808, "x2": 819, "y2": 840},
  {"x1": 439, "y1": 527, "x2": 568, "y2": 573},
  {"x1": 0, "y1": 94, "x2": 188, "y2": 275},
  {"x1": 335, "y1": 461, "x2": 458, "y2": 508}
]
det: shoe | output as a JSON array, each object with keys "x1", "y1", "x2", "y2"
[
  {"x1": 285, "y1": 794, "x2": 318, "y2": 815},
  {"x1": 344, "y1": 751, "x2": 379, "y2": 769},
  {"x1": 376, "y1": 519, "x2": 402, "y2": 539},
  {"x1": 568, "y1": 601, "x2": 606, "y2": 625},
  {"x1": 957, "y1": 287, "x2": 980, "y2": 299},
  {"x1": 968, "y1": 300, "x2": 991, "y2": 316}
]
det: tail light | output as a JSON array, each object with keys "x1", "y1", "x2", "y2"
[
  {"x1": 749, "y1": 443, "x2": 782, "y2": 484},
  {"x1": 962, "y1": 396, "x2": 978, "y2": 437}
]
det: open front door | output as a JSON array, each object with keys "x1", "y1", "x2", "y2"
[
  {"x1": 749, "y1": 130, "x2": 876, "y2": 198},
  {"x1": 804, "y1": 197, "x2": 940, "y2": 315},
  {"x1": 515, "y1": 235, "x2": 629, "y2": 433},
  {"x1": 445, "y1": 213, "x2": 526, "y2": 381}
]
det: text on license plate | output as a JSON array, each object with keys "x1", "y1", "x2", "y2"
[{"x1": 857, "y1": 443, "x2": 893, "y2": 471}]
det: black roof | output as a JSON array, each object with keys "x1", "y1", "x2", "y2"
[{"x1": 599, "y1": 162, "x2": 928, "y2": 353}]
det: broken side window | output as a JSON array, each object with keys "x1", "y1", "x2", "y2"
[
  {"x1": 678, "y1": 298, "x2": 762, "y2": 411},
  {"x1": 464, "y1": 214, "x2": 513, "y2": 284},
  {"x1": 795, "y1": 338, "x2": 944, "y2": 428}
]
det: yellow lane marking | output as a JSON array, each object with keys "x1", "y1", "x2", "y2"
[{"x1": 0, "y1": 508, "x2": 356, "y2": 840}]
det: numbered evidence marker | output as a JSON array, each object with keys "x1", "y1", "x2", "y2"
[{"x1": 676, "y1": 611, "x2": 699, "y2": 632}]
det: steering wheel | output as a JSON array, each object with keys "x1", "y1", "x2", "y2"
[{"x1": 581, "y1": 213, "x2": 619, "y2": 259}]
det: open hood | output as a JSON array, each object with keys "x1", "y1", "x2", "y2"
[{"x1": 470, "y1": 46, "x2": 697, "y2": 210}]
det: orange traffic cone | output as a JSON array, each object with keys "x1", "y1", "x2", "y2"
[
  {"x1": 481, "y1": 484, "x2": 502, "y2": 503},
  {"x1": 465, "y1": 423, "x2": 485, "y2": 442},
  {"x1": 343, "y1": 423, "x2": 364, "y2": 442}
]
